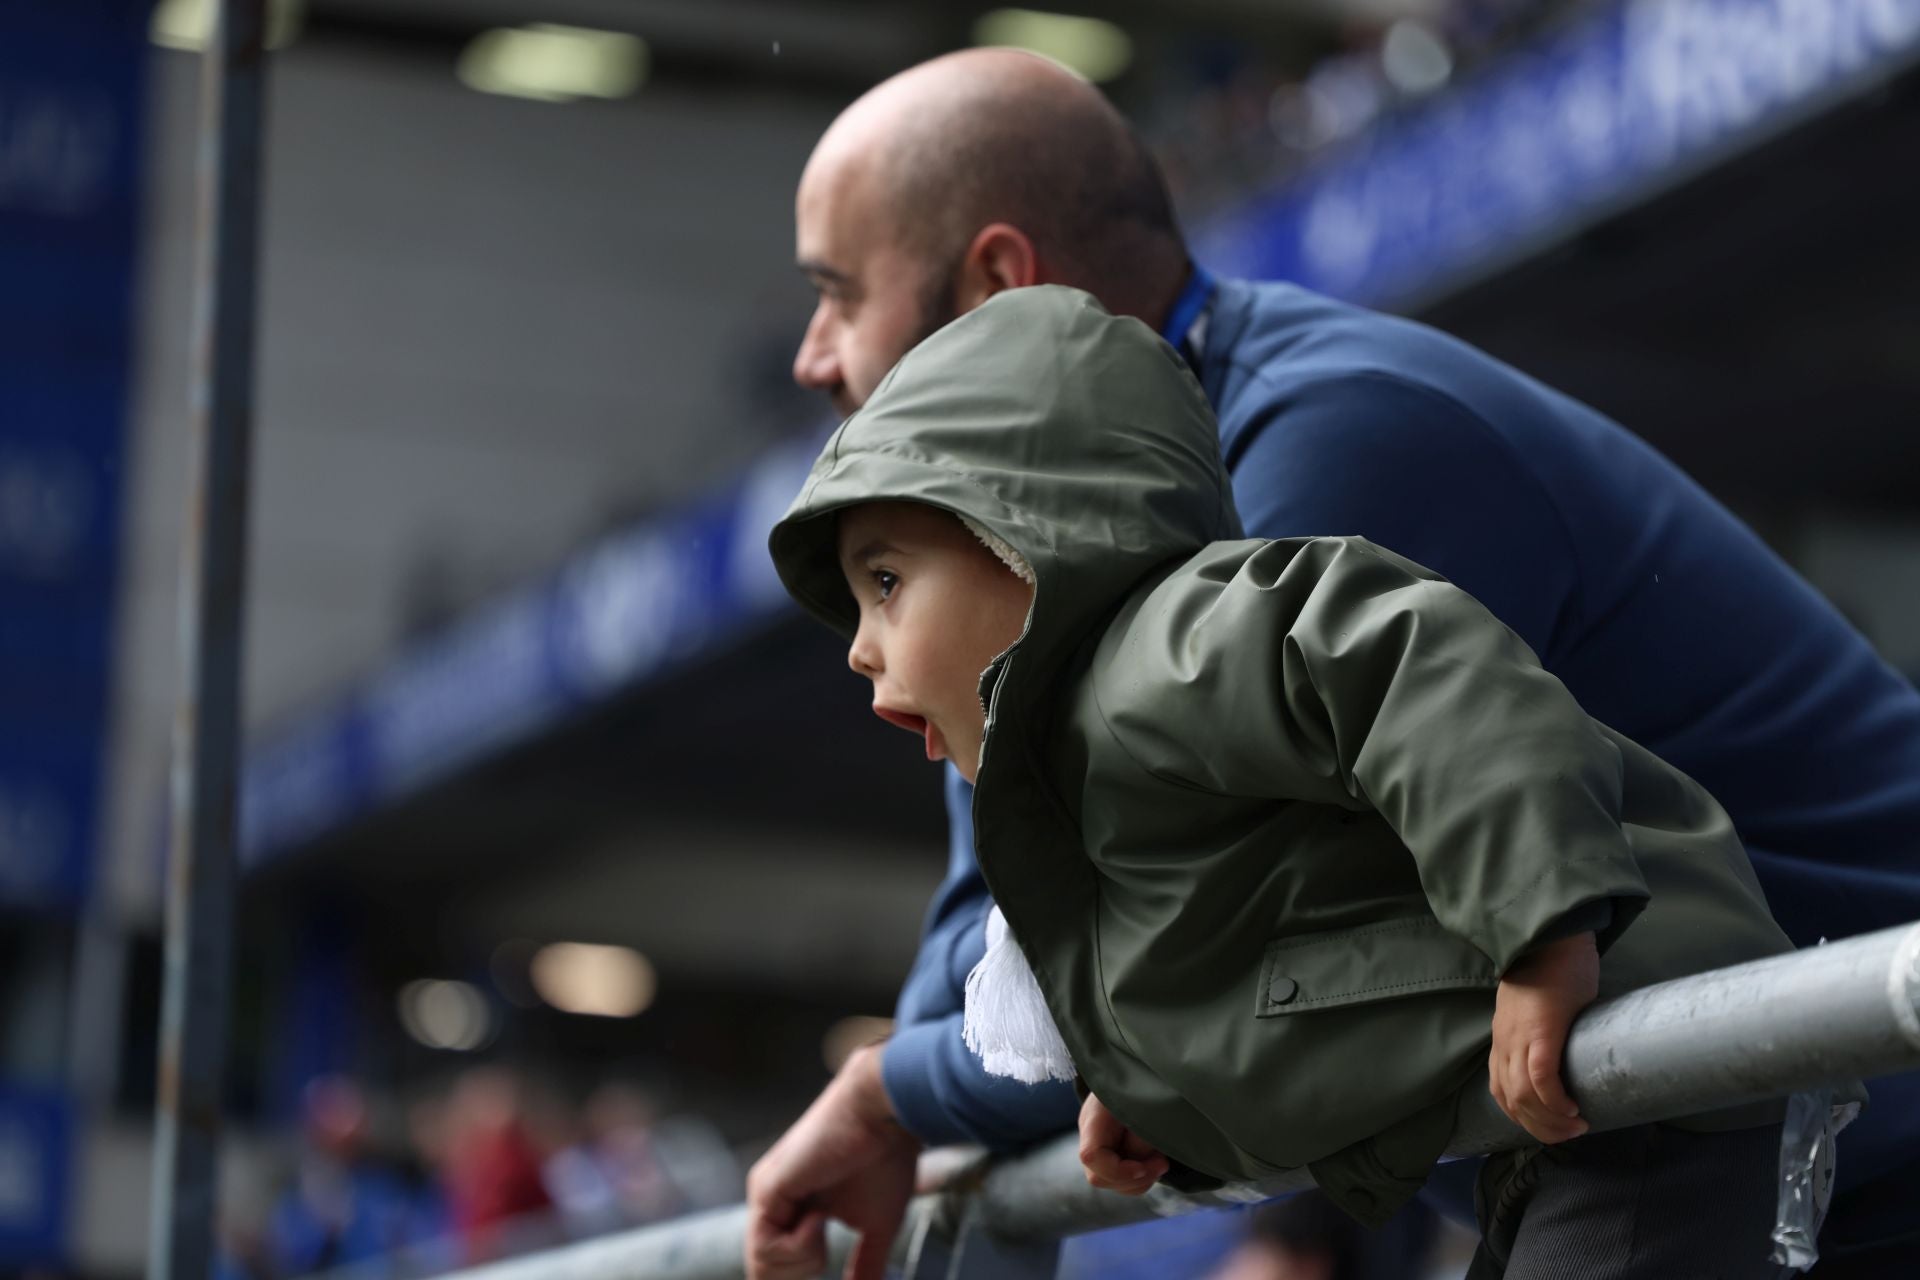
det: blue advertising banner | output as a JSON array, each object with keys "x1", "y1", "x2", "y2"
[
  {"x1": 0, "y1": 1084, "x2": 70, "y2": 1266},
  {"x1": 0, "y1": 4, "x2": 148, "y2": 908},
  {"x1": 1196, "y1": 0, "x2": 1920, "y2": 305}
]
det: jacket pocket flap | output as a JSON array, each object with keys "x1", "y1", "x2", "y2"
[{"x1": 1256, "y1": 916, "x2": 1496, "y2": 1017}]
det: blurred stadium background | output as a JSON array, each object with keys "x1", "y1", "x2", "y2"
[{"x1": 2, "y1": 0, "x2": 1917, "y2": 1275}]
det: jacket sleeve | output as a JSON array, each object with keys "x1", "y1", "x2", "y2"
[
  {"x1": 1098, "y1": 536, "x2": 1649, "y2": 972},
  {"x1": 880, "y1": 766, "x2": 1081, "y2": 1149}
]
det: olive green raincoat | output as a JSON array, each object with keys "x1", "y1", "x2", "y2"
[{"x1": 768, "y1": 286, "x2": 1792, "y2": 1224}]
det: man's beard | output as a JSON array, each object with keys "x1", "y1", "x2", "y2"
[
  {"x1": 833, "y1": 255, "x2": 965, "y2": 419},
  {"x1": 908, "y1": 256, "x2": 963, "y2": 349}
]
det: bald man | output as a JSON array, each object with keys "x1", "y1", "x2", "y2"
[{"x1": 746, "y1": 49, "x2": 1920, "y2": 1280}]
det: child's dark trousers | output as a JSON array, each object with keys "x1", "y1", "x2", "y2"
[{"x1": 1469, "y1": 1121, "x2": 1789, "y2": 1279}]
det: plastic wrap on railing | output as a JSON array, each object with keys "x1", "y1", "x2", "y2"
[{"x1": 1770, "y1": 1088, "x2": 1859, "y2": 1271}]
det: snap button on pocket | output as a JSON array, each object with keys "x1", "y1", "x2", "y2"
[{"x1": 1268, "y1": 975, "x2": 1299, "y2": 1006}]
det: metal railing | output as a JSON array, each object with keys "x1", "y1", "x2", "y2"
[{"x1": 420, "y1": 921, "x2": 1920, "y2": 1280}]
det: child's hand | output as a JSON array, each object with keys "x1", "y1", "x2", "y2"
[
  {"x1": 1078, "y1": 1092, "x2": 1169, "y2": 1195},
  {"x1": 1490, "y1": 930, "x2": 1600, "y2": 1144}
]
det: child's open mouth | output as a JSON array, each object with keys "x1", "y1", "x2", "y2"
[{"x1": 874, "y1": 706, "x2": 944, "y2": 762}]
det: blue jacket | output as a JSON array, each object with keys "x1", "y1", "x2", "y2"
[{"x1": 879, "y1": 277, "x2": 1920, "y2": 1190}]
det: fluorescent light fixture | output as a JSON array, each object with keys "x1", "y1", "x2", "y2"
[
  {"x1": 530, "y1": 942, "x2": 656, "y2": 1017},
  {"x1": 973, "y1": 9, "x2": 1134, "y2": 84},
  {"x1": 458, "y1": 24, "x2": 649, "y2": 104},
  {"x1": 397, "y1": 979, "x2": 492, "y2": 1052},
  {"x1": 151, "y1": 0, "x2": 305, "y2": 52}
]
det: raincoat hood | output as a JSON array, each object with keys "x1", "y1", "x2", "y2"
[{"x1": 769, "y1": 285, "x2": 1241, "y2": 685}]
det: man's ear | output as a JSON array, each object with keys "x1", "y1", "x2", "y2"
[{"x1": 953, "y1": 223, "x2": 1041, "y2": 310}]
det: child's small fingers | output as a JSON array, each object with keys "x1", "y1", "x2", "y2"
[
  {"x1": 1526, "y1": 1039, "x2": 1580, "y2": 1118},
  {"x1": 1105, "y1": 1159, "x2": 1159, "y2": 1197},
  {"x1": 1082, "y1": 1148, "x2": 1146, "y2": 1189},
  {"x1": 1514, "y1": 1090, "x2": 1587, "y2": 1144}
]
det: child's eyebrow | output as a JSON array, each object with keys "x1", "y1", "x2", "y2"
[{"x1": 844, "y1": 539, "x2": 901, "y2": 565}]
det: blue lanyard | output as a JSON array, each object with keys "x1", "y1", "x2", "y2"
[{"x1": 1159, "y1": 263, "x2": 1217, "y2": 356}]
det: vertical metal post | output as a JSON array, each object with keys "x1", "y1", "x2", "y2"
[{"x1": 149, "y1": 2, "x2": 267, "y2": 1278}]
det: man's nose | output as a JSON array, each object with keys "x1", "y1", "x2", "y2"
[{"x1": 793, "y1": 305, "x2": 841, "y2": 391}]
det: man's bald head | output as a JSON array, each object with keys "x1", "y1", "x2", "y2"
[
  {"x1": 811, "y1": 49, "x2": 1185, "y2": 305},
  {"x1": 793, "y1": 50, "x2": 1191, "y2": 412}
]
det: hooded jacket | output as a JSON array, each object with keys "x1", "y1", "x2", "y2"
[{"x1": 768, "y1": 286, "x2": 1792, "y2": 1223}]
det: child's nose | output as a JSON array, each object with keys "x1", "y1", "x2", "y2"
[{"x1": 847, "y1": 629, "x2": 881, "y2": 678}]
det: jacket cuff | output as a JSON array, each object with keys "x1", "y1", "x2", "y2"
[
  {"x1": 880, "y1": 1016, "x2": 1080, "y2": 1149},
  {"x1": 880, "y1": 1022, "x2": 960, "y2": 1144},
  {"x1": 1485, "y1": 855, "x2": 1648, "y2": 972},
  {"x1": 1523, "y1": 899, "x2": 1614, "y2": 952}
]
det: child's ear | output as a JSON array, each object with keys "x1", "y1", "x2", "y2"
[{"x1": 955, "y1": 222, "x2": 1040, "y2": 310}]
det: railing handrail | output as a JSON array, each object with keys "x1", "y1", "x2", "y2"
[{"x1": 420, "y1": 922, "x2": 1920, "y2": 1280}]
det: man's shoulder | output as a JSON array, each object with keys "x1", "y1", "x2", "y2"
[
  {"x1": 1202, "y1": 278, "x2": 1680, "y2": 536},
  {"x1": 1205, "y1": 277, "x2": 1568, "y2": 442},
  {"x1": 1209, "y1": 279, "x2": 1466, "y2": 386}
]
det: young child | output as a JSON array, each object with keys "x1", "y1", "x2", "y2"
[{"x1": 768, "y1": 286, "x2": 1801, "y2": 1276}]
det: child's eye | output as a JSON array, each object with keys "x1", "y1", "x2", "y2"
[{"x1": 872, "y1": 569, "x2": 899, "y2": 601}]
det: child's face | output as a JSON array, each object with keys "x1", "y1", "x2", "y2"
[{"x1": 836, "y1": 502, "x2": 1034, "y2": 783}]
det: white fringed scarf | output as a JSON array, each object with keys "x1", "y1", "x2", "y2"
[
  {"x1": 963, "y1": 905, "x2": 1077, "y2": 1084},
  {"x1": 953, "y1": 519, "x2": 1072, "y2": 1084}
]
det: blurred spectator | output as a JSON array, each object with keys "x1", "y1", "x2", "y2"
[
  {"x1": 541, "y1": 1080, "x2": 744, "y2": 1236},
  {"x1": 542, "y1": 1082, "x2": 680, "y2": 1232},
  {"x1": 439, "y1": 1068, "x2": 553, "y2": 1262},
  {"x1": 1206, "y1": 1193, "x2": 1438, "y2": 1280},
  {"x1": 641, "y1": 1106, "x2": 744, "y2": 1213},
  {"x1": 265, "y1": 1078, "x2": 420, "y2": 1278},
  {"x1": 1143, "y1": 0, "x2": 1575, "y2": 216}
]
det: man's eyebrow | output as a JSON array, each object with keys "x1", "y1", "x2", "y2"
[{"x1": 797, "y1": 259, "x2": 851, "y2": 285}]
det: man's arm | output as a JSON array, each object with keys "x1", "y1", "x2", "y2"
[
  {"x1": 744, "y1": 1044, "x2": 919, "y2": 1280},
  {"x1": 745, "y1": 769, "x2": 1077, "y2": 1280}
]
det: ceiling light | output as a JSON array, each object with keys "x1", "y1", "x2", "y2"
[
  {"x1": 973, "y1": 10, "x2": 1134, "y2": 84},
  {"x1": 530, "y1": 942, "x2": 656, "y2": 1017},
  {"x1": 457, "y1": 24, "x2": 649, "y2": 104},
  {"x1": 151, "y1": 0, "x2": 304, "y2": 52},
  {"x1": 1381, "y1": 21, "x2": 1454, "y2": 97},
  {"x1": 396, "y1": 979, "x2": 491, "y2": 1052}
]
